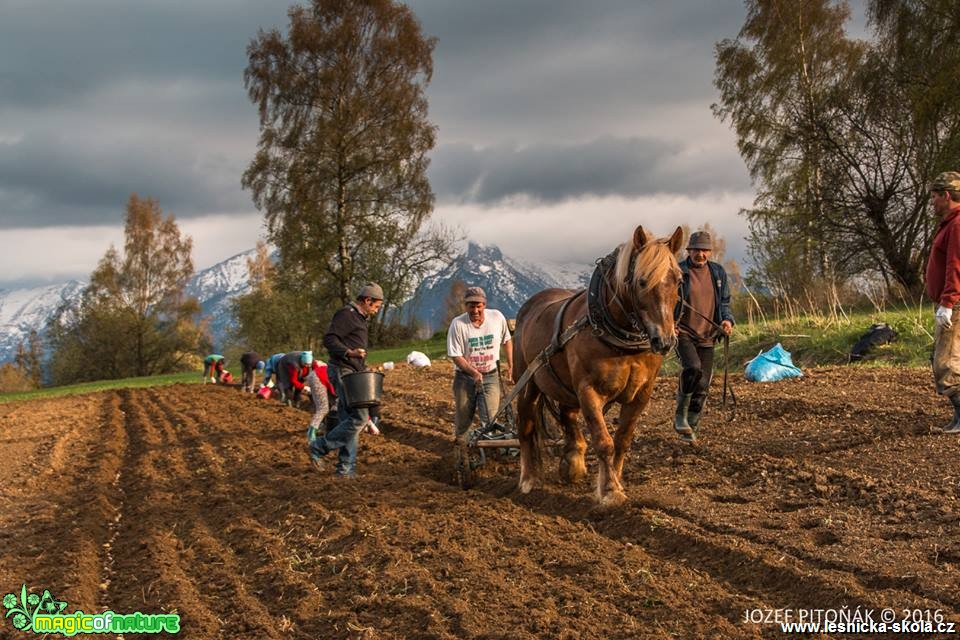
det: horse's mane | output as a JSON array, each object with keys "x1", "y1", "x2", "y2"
[{"x1": 612, "y1": 230, "x2": 679, "y2": 297}]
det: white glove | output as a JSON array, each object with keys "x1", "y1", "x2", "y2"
[
  {"x1": 937, "y1": 305, "x2": 954, "y2": 329},
  {"x1": 266, "y1": 379, "x2": 275, "y2": 388},
  {"x1": 302, "y1": 385, "x2": 312, "y2": 394}
]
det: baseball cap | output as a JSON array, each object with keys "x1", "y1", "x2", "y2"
[{"x1": 931, "y1": 171, "x2": 960, "y2": 192}]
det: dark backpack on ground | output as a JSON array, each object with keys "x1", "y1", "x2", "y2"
[{"x1": 849, "y1": 323, "x2": 897, "y2": 361}]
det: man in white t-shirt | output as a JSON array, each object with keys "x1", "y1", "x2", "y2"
[{"x1": 447, "y1": 286, "x2": 513, "y2": 443}]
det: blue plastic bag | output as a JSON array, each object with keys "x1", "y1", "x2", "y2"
[{"x1": 744, "y1": 343, "x2": 802, "y2": 382}]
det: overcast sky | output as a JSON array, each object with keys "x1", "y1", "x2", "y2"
[{"x1": 0, "y1": 0, "x2": 839, "y2": 288}]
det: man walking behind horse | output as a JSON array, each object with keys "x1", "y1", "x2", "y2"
[
  {"x1": 447, "y1": 287, "x2": 513, "y2": 447},
  {"x1": 673, "y1": 231, "x2": 734, "y2": 442},
  {"x1": 310, "y1": 283, "x2": 384, "y2": 477},
  {"x1": 926, "y1": 172, "x2": 960, "y2": 434}
]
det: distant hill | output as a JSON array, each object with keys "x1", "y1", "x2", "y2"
[
  {"x1": 0, "y1": 248, "x2": 257, "y2": 364},
  {"x1": 0, "y1": 244, "x2": 592, "y2": 363},
  {"x1": 182, "y1": 248, "x2": 257, "y2": 345},
  {"x1": 401, "y1": 242, "x2": 591, "y2": 334},
  {"x1": 0, "y1": 281, "x2": 86, "y2": 363}
]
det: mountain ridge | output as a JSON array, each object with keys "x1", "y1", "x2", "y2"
[{"x1": 0, "y1": 244, "x2": 591, "y2": 363}]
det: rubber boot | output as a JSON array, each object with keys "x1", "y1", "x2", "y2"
[
  {"x1": 688, "y1": 406, "x2": 701, "y2": 435},
  {"x1": 674, "y1": 392, "x2": 695, "y2": 442},
  {"x1": 943, "y1": 395, "x2": 960, "y2": 434}
]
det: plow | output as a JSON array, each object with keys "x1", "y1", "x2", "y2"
[{"x1": 454, "y1": 301, "x2": 587, "y2": 489}]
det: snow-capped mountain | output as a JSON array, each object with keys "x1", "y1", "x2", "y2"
[
  {"x1": 0, "y1": 281, "x2": 86, "y2": 363},
  {"x1": 402, "y1": 242, "x2": 592, "y2": 333},
  {"x1": 0, "y1": 243, "x2": 593, "y2": 363},
  {"x1": 0, "y1": 249, "x2": 257, "y2": 364},
  {"x1": 183, "y1": 248, "x2": 256, "y2": 345}
]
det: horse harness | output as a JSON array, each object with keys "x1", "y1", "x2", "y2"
[
  {"x1": 587, "y1": 250, "x2": 653, "y2": 352},
  {"x1": 483, "y1": 251, "x2": 658, "y2": 429}
]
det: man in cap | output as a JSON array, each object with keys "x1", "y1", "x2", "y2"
[
  {"x1": 447, "y1": 286, "x2": 513, "y2": 448},
  {"x1": 926, "y1": 171, "x2": 960, "y2": 433},
  {"x1": 239, "y1": 351, "x2": 265, "y2": 393},
  {"x1": 311, "y1": 282, "x2": 384, "y2": 476},
  {"x1": 672, "y1": 230, "x2": 734, "y2": 443}
]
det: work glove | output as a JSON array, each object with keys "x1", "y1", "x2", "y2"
[
  {"x1": 363, "y1": 417, "x2": 381, "y2": 436},
  {"x1": 302, "y1": 385, "x2": 312, "y2": 395},
  {"x1": 266, "y1": 379, "x2": 275, "y2": 388},
  {"x1": 936, "y1": 305, "x2": 954, "y2": 330}
]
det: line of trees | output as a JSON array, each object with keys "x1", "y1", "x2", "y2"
[{"x1": 714, "y1": 0, "x2": 960, "y2": 295}]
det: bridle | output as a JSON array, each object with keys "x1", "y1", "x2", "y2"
[{"x1": 588, "y1": 247, "x2": 669, "y2": 353}]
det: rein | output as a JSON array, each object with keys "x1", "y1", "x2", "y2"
[
  {"x1": 479, "y1": 242, "x2": 686, "y2": 432},
  {"x1": 679, "y1": 300, "x2": 737, "y2": 421}
]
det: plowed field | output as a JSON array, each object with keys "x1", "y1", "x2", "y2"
[{"x1": 1, "y1": 362, "x2": 959, "y2": 639}]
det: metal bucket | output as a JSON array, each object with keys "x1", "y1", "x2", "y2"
[{"x1": 341, "y1": 370, "x2": 384, "y2": 408}]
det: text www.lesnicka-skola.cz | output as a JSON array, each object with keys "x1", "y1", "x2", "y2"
[{"x1": 744, "y1": 608, "x2": 956, "y2": 635}]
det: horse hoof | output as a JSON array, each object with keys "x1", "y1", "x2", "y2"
[
  {"x1": 598, "y1": 490, "x2": 628, "y2": 509},
  {"x1": 559, "y1": 458, "x2": 587, "y2": 484},
  {"x1": 518, "y1": 478, "x2": 535, "y2": 494}
]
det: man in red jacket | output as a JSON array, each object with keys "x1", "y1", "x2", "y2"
[{"x1": 926, "y1": 171, "x2": 960, "y2": 433}]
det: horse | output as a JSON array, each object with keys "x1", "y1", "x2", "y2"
[{"x1": 512, "y1": 225, "x2": 683, "y2": 507}]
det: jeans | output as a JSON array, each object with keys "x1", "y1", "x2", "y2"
[
  {"x1": 310, "y1": 365, "x2": 369, "y2": 477},
  {"x1": 676, "y1": 334, "x2": 715, "y2": 414},
  {"x1": 452, "y1": 370, "x2": 501, "y2": 442}
]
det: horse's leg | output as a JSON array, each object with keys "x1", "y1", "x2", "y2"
[
  {"x1": 611, "y1": 399, "x2": 647, "y2": 483},
  {"x1": 558, "y1": 407, "x2": 587, "y2": 484},
  {"x1": 578, "y1": 388, "x2": 626, "y2": 507},
  {"x1": 517, "y1": 384, "x2": 541, "y2": 494},
  {"x1": 612, "y1": 380, "x2": 655, "y2": 480}
]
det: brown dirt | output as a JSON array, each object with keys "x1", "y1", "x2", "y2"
[{"x1": 1, "y1": 362, "x2": 959, "y2": 639}]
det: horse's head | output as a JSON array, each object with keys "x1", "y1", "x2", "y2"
[{"x1": 613, "y1": 225, "x2": 684, "y2": 355}]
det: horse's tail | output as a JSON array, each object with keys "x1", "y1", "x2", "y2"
[{"x1": 528, "y1": 392, "x2": 551, "y2": 474}]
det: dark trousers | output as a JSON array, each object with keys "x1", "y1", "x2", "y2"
[
  {"x1": 241, "y1": 366, "x2": 256, "y2": 391},
  {"x1": 676, "y1": 335, "x2": 715, "y2": 414}
]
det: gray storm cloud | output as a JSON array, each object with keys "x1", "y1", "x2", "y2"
[
  {"x1": 0, "y1": 0, "x2": 751, "y2": 228},
  {"x1": 0, "y1": 133, "x2": 249, "y2": 227},
  {"x1": 429, "y1": 137, "x2": 749, "y2": 204}
]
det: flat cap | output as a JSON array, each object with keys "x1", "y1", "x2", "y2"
[{"x1": 463, "y1": 286, "x2": 487, "y2": 303}]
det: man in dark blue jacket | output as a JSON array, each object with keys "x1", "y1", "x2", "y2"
[
  {"x1": 310, "y1": 282, "x2": 384, "y2": 477},
  {"x1": 673, "y1": 231, "x2": 734, "y2": 443}
]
